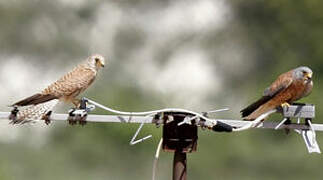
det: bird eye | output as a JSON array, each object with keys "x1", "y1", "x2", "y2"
[{"x1": 95, "y1": 57, "x2": 100, "y2": 62}]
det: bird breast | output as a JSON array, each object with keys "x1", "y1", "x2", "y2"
[
  {"x1": 291, "y1": 79, "x2": 313, "y2": 102},
  {"x1": 302, "y1": 80, "x2": 313, "y2": 97}
]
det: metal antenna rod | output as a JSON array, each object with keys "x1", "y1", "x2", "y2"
[
  {"x1": 275, "y1": 118, "x2": 288, "y2": 130},
  {"x1": 86, "y1": 98, "x2": 219, "y2": 125},
  {"x1": 129, "y1": 122, "x2": 152, "y2": 145},
  {"x1": 232, "y1": 109, "x2": 277, "y2": 132}
]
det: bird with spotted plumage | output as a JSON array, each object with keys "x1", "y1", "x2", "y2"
[
  {"x1": 9, "y1": 54, "x2": 106, "y2": 124},
  {"x1": 241, "y1": 66, "x2": 313, "y2": 120}
]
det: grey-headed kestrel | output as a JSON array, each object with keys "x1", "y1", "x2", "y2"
[
  {"x1": 241, "y1": 66, "x2": 313, "y2": 120},
  {"x1": 9, "y1": 54, "x2": 105, "y2": 124}
]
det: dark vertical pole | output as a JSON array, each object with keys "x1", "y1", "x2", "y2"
[{"x1": 173, "y1": 150, "x2": 187, "y2": 180}]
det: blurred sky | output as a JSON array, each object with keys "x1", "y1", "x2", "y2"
[{"x1": 0, "y1": 0, "x2": 256, "y2": 115}]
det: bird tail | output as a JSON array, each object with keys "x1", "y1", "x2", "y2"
[
  {"x1": 12, "y1": 93, "x2": 57, "y2": 107},
  {"x1": 10, "y1": 99, "x2": 59, "y2": 124},
  {"x1": 242, "y1": 102, "x2": 277, "y2": 120},
  {"x1": 240, "y1": 96, "x2": 272, "y2": 118}
]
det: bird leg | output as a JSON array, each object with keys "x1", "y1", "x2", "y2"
[
  {"x1": 72, "y1": 99, "x2": 81, "y2": 108},
  {"x1": 78, "y1": 98, "x2": 88, "y2": 125},
  {"x1": 68, "y1": 98, "x2": 89, "y2": 126}
]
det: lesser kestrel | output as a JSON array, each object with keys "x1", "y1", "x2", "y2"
[
  {"x1": 10, "y1": 54, "x2": 105, "y2": 124},
  {"x1": 241, "y1": 66, "x2": 313, "y2": 120}
]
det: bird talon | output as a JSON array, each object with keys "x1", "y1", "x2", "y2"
[
  {"x1": 79, "y1": 116, "x2": 87, "y2": 126},
  {"x1": 42, "y1": 111, "x2": 52, "y2": 125},
  {"x1": 68, "y1": 108, "x2": 88, "y2": 126},
  {"x1": 45, "y1": 120, "x2": 51, "y2": 125},
  {"x1": 68, "y1": 116, "x2": 78, "y2": 125},
  {"x1": 281, "y1": 102, "x2": 291, "y2": 108},
  {"x1": 77, "y1": 111, "x2": 88, "y2": 126},
  {"x1": 9, "y1": 107, "x2": 19, "y2": 122},
  {"x1": 68, "y1": 108, "x2": 77, "y2": 125}
]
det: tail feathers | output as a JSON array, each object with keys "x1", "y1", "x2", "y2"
[
  {"x1": 243, "y1": 103, "x2": 277, "y2": 120},
  {"x1": 10, "y1": 99, "x2": 59, "y2": 124},
  {"x1": 240, "y1": 96, "x2": 272, "y2": 118},
  {"x1": 12, "y1": 94, "x2": 58, "y2": 107}
]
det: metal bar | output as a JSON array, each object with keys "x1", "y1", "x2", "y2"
[
  {"x1": 86, "y1": 98, "x2": 216, "y2": 125},
  {"x1": 232, "y1": 109, "x2": 277, "y2": 132},
  {"x1": 275, "y1": 118, "x2": 288, "y2": 130},
  {"x1": 217, "y1": 119, "x2": 323, "y2": 131},
  {"x1": 173, "y1": 151, "x2": 187, "y2": 180},
  {"x1": 0, "y1": 112, "x2": 153, "y2": 124},
  {"x1": 2, "y1": 111, "x2": 323, "y2": 131}
]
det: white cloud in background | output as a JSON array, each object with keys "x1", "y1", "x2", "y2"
[
  {"x1": 89, "y1": 3, "x2": 123, "y2": 55},
  {"x1": 0, "y1": 56, "x2": 66, "y2": 108},
  {"x1": 85, "y1": 0, "x2": 231, "y2": 56},
  {"x1": 0, "y1": 57, "x2": 41, "y2": 104},
  {"x1": 155, "y1": 51, "x2": 218, "y2": 95},
  {"x1": 158, "y1": 0, "x2": 229, "y2": 34},
  {"x1": 115, "y1": 0, "x2": 230, "y2": 108},
  {"x1": 0, "y1": 56, "x2": 67, "y2": 144},
  {"x1": 0, "y1": 0, "x2": 250, "y2": 143},
  {"x1": 128, "y1": 49, "x2": 220, "y2": 108},
  {"x1": 58, "y1": 0, "x2": 87, "y2": 8},
  {"x1": 31, "y1": 16, "x2": 59, "y2": 45}
]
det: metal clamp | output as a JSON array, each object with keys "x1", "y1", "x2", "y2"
[
  {"x1": 277, "y1": 104, "x2": 320, "y2": 153},
  {"x1": 67, "y1": 98, "x2": 95, "y2": 126}
]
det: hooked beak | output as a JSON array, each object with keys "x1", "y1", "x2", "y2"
[
  {"x1": 305, "y1": 72, "x2": 312, "y2": 80},
  {"x1": 96, "y1": 61, "x2": 105, "y2": 68}
]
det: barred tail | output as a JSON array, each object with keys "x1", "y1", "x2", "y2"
[{"x1": 10, "y1": 99, "x2": 59, "y2": 124}]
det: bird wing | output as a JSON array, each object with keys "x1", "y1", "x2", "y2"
[
  {"x1": 42, "y1": 65, "x2": 96, "y2": 98},
  {"x1": 12, "y1": 93, "x2": 58, "y2": 106},
  {"x1": 12, "y1": 65, "x2": 96, "y2": 107},
  {"x1": 241, "y1": 70, "x2": 294, "y2": 118},
  {"x1": 263, "y1": 70, "x2": 294, "y2": 97}
]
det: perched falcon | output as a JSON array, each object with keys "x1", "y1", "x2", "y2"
[
  {"x1": 10, "y1": 54, "x2": 105, "y2": 124},
  {"x1": 241, "y1": 66, "x2": 313, "y2": 120}
]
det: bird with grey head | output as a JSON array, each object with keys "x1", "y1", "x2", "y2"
[{"x1": 241, "y1": 66, "x2": 313, "y2": 121}]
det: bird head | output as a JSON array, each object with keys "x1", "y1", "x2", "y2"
[
  {"x1": 294, "y1": 66, "x2": 313, "y2": 82},
  {"x1": 87, "y1": 54, "x2": 105, "y2": 70}
]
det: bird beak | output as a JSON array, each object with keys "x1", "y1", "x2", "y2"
[
  {"x1": 305, "y1": 73, "x2": 312, "y2": 80},
  {"x1": 101, "y1": 63, "x2": 105, "y2": 68}
]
